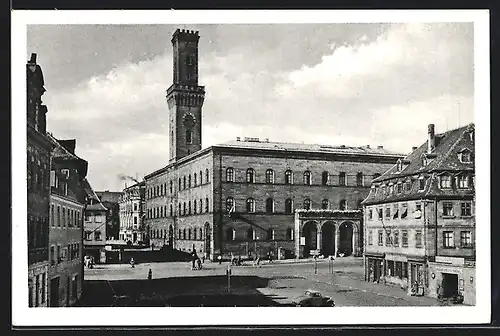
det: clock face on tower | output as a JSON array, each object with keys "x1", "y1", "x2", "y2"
[{"x1": 183, "y1": 113, "x2": 196, "y2": 129}]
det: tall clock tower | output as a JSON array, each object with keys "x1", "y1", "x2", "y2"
[{"x1": 167, "y1": 29, "x2": 205, "y2": 163}]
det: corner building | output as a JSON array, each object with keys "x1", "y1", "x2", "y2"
[
  {"x1": 145, "y1": 29, "x2": 404, "y2": 260},
  {"x1": 362, "y1": 123, "x2": 475, "y2": 305},
  {"x1": 27, "y1": 53, "x2": 54, "y2": 307}
]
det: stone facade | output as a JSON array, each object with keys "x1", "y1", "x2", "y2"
[
  {"x1": 27, "y1": 53, "x2": 53, "y2": 307},
  {"x1": 363, "y1": 123, "x2": 475, "y2": 303},
  {"x1": 143, "y1": 29, "x2": 404, "y2": 261},
  {"x1": 118, "y1": 182, "x2": 146, "y2": 245}
]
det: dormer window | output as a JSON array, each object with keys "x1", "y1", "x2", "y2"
[
  {"x1": 396, "y1": 183, "x2": 402, "y2": 194},
  {"x1": 422, "y1": 156, "x2": 428, "y2": 166},
  {"x1": 440, "y1": 174, "x2": 452, "y2": 189},
  {"x1": 418, "y1": 177, "x2": 426, "y2": 191},
  {"x1": 396, "y1": 160, "x2": 403, "y2": 172},
  {"x1": 459, "y1": 149, "x2": 472, "y2": 163},
  {"x1": 457, "y1": 174, "x2": 470, "y2": 188},
  {"x1": 61, "y1": 169, "x2": 70, "y2": 179}
]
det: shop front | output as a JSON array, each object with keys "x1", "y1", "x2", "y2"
[
  {"x1": 428, "y1": 257, "x2": 475, "y2": 305},
  {"x1": 364, "y1": 253, "x2": 384, "y2": 283},
  {"x1": 407, "y1": 257, "x2": 427, "y2": 296},
  {"x1": 384, "y1": 253, "x2": 409, "y2": 290}
]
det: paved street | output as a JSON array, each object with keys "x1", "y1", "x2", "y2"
[{"x1": 80, "y1": 257, "x2": 441, "y2": 307}]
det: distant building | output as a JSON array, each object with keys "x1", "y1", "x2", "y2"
[
  {"x1": 82, "y1": 180, "x2": 108, "y2": 263},
  {"x1": 95, "y1": 190, "x2": 123, "y2": 241},
  {"x1": 143, "y1": 29, "x2": 405, "y2": 260},
  {"x1": 47, "y1": 135, "x2": 88, "y2": 307},
  {"x1": 362, "y1": 123, "x2": 475, "y2": 305},
  {"x1": 118, "y1": 182, "x2": 147, "y2": 245},
  {"x1": 27, "y1": 53, "x2": 54, "y2": 307}
]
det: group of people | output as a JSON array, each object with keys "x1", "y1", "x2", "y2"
[
  {"x1": 84, "y1": 255, "x2": 95, "y2": 268},
  {"x1": 190, "y1": 249, "x2": 204, "y2": 270}
]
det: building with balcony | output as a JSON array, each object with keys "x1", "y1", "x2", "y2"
[
  {"x1": 362, "y1": 123, "x2": 475, "y2": 305},
  {"x1": 118, "y1": 182, "x2": 146, "y2": 245}
]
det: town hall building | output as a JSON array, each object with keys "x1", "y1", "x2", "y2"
[{"x1": 144, "y1": 29, "x2": 405, "y2": 261}]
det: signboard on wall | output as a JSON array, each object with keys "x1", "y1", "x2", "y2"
[
  {"x1": 435, "y1": 256, "x2": 464, "y2": 266},
  {"x1": 300, "y1": 237, "x2": 306, "y2": 246}
]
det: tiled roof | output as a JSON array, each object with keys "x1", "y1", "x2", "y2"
[
  {"x1": 47, "y1": 133, "x2": 84, "y2": 161},
  {"x1": 82, "y1": 178, "x2": 101, "y2": 202},
  {"x1": 363, "y1": 123, "x2": 475, "y2": 205},
  {"x1": 216, "y1": 139, "x2": 404, "y2": 157},
  {"x1": 86, "y1": 202, "x2": 108, "y2": 211},
  {"x1": 95, "y1": 191, "x2": 123, "y2": 203}
]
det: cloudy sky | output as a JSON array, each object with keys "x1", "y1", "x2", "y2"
[{"x1": 26, "y1": 23, "x2": 474, "y2": 191}]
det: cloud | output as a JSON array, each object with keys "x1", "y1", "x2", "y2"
[{"x1": 38, "y1": 23, "x2": 473, "y2": 191}]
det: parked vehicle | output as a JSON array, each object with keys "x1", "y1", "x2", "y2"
[{"x1": 294, "y1": 290, "x2": 335, "y2": 307}]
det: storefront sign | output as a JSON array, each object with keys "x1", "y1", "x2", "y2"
[
  {"x1": 435, "y1": 256, "x2": 464, "y2": 266},
  {"x1": 436, "y1": 266, "x2": 462, "y2": 274},
  {"x1": 386, "y1": 253, "x2": 407, "y2": 262}
]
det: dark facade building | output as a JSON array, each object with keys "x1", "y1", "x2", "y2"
[
  {"x1": 95, "y1": 191, "x2": 123, "y2": 241},
  {"x1": 27, "y1": 53, "x2": 54, "y2": 307},
  {"x1": 144, "y1": 29, "x2": 405, "y2": 261},
  {"x1": 47, "y1": 135, "x2": 88, "y2": 307},
  {"x1": 362, "y1": 123, "x2": 475, "y2": 305}
]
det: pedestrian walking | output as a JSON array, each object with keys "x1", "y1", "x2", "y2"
[
  {"x1": 197, "y1": 257, "x2": 202, "y2": 270},
  {"x1": 148, "y1": 268, "x2": 152, "y2": 280},
  {"x1": 218, "y1": 255, "x2": 222, "y2": 265},
  {"x1": 130, "y1": 257, "x2": 135, "y2": 268},
  {"x1": 191, "y1": 249, "x2": 198, "y2": 270},
  {"x1": 201, "y1": 255, "x2": 205, "y2": 264}
]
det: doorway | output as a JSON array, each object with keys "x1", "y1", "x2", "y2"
[
  {"x1": 302, "y1": 221, "x2": 318, "y2": 257},
  {"x1": 338, "y1": 221, "x2": 353, "y2": 256},
  {"x1": 50, "y1": 277, "x2": 59, "y2": 307},
  {"x1": 442, "y1": 273, "x2": 459, "y2": 298},
  {"x1": 204, "y1": 222, "x2": 211, "y2": 259},
  {"x1": 321, "y1": 222, "x2": 335, "y2": 256}
]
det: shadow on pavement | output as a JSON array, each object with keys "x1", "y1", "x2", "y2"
[{"x1": 78, "y1": 275, "x2": 294, "y2": 307}]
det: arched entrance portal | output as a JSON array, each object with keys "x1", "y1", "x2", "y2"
[
  {"x1": 338, "y1": 221, "x2": 354, "y2": 256},
  {"x1": 168, "y1": 225, "x2": 174, "y2": 248},
  {"x1": 302, "y1": 221, "x2": 318, "y2": 258},
  {"x1": 204, "y1": 222, "x2": 211, "y2": 259},
  {"x1": 321, "y1": 221, "x2": 336, "y2": 257}
]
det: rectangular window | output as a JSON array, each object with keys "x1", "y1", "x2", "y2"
[
  {"x1": 385, "y1": 230, "x2": 391, "y2": 246},
  {"x1": 440, "y1": 175, "x2": 452, "y2": 188},
  {"x1": 461, "y1": 202, "x2": 472, "y2": 216},
  {"x1": 95, "y1": 231, "x2": 102, "y2": 241},
  {"x1": 50, "y1": 246, "x2": 55, "y2": 265},
  {"x1": 57, "y1": 245, "x2": 61, "y2": 263},
  {"x1": 378, "y1": 208, "x2": 383, "y2": 220},
  {"x1": 419, "y1": 178, "x2": 425, "y2": 190},
  {"x1": 368, "y1": 209, "x2": 373, "y2": 220},
  {"x1": 368, "y1": 230, "x2": 373, "y2": 245},
  {"x1": 95, "y1": 214, "x2": 102, "y2": 222},
  {"x1": 443, "y1": 202, "x2": 454, "y2": 217},
  {"x1": 402, "y1": 230, "x2": 408, "y2": 247},
  {"x1": 385, "y1": 207, "x2": 391, "y2": 219},
  {"x1": 401, "y1": 203, "x2": 408, "y2": 219},
  {"x1": 50, "y1": 170, "x2": 56, "y2": 187},
  {"x1": 396, "y1": 183, "x2": 402, "y2": 194},
  {"x1": 460, "y1": 231, "x2": 472, "y2": 248},
  {"x1": 378, "y1": 230, "x2": 383, "y2": 246},
  {"x1": 393, "y1": 204, "x2": 399, "y2": 219},
  {"x1": 415, "y1": 230, "x2": 423, "y2": 248},
  {"x1": 443, "y1": 231, "x2": 454, "y2": 248},
  {"x1": 393, "y1": 230, "x2": 399, "y2": 247},
  {"x1": 458, "y1": 175, "x2": 470, "y2": 188}
]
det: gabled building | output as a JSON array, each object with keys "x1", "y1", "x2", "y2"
[
  {"x1": 362, "y1": 123, "x2": 475, "y2": 305},
  {"x1": 47, "y1": 135, "x2": 88, "y2": 307},
  {"x1": 82, "y1": 179, "x2": 108, "y2": 263},
  {"x1": 95, "y1": 190, "x2": 123, "y2": 241}
]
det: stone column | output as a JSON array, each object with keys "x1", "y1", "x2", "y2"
[
  {"x1": 316, "y1": 223, "x2": 322, "y2": 254},
  {"x1": 334, "y1": 224, "x2": 340, "y2": 257},
  {"x1": 352, "y1": 228, "x2": 358, "y2": 257},
  {"x1": 294, "y1": 212, "x2": 300, "y2": 259}
]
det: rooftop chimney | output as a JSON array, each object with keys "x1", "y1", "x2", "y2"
[
  {"x1": 366, "y1": 145, "x2": 370, "y2": 149},
  {"x1": 377, "y1": 145, "x2": 384, "y2": 149},
  {"x1": 412, "y1": 146, "x2": 418, "y2": 151},
  {"x1": 427, "y1": 124, "x2": 435, "y2": 153},
  {"x1": 59, "y1": 139, "x2": 76, "y2": 154},
  {"x1": 236, "y1": 137, "x2": 241, "y2": 141}
]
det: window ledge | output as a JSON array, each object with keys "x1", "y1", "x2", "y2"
[
  {"x1": 460, "y1": 215, "x2": 473, "y2": 218},
  {"x1": 442, "y1": 246, "x2": 456, "y2": 249},
  {"x1": 442, "y1": 215, "x2": 456, "y2": 219}
]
